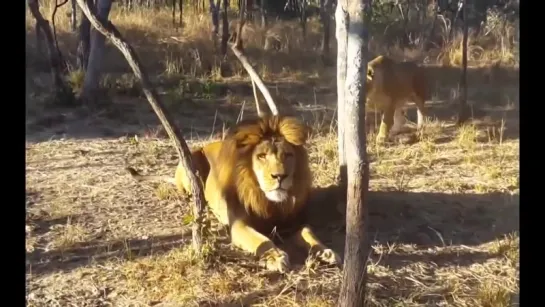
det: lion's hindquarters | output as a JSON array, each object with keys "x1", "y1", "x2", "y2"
[
  {"x1": 176, "y1": 145, "x2": 214, "y2": 195},
  {"x1": 410, "y1": 67, "x2": 430, "y2": 128}
]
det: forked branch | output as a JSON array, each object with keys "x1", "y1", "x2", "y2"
[
  {"x1": 229, "y1": 44, "x2": 279, "y2": 116},
  {"x1": 74, "y1": 0, "x2": 207, "y2": 254},
  {"x1": 229, "y1": 1, "x2": 279, "y2": 117}
]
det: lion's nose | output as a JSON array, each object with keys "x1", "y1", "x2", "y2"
[{"x1": 271, "y1": 173, "x2": 288, "y2": 182}]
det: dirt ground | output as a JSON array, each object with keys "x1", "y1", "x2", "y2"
[{"x1": 26, "y1": 4, "x2": 519, "y2": 307}]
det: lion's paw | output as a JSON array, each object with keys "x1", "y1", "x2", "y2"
[
  {"x1": 307, "y1": 246, "x2": 341, "y2": 268},
  {"x1": 375, "y1": 133, "x2": 394, "y2": 146},
  {"x1": 260, "y1": 248, "x2": 290, "y2": 273},
  {"x1": 315, "y1": 248, "x2": 342, "y2": 266}
]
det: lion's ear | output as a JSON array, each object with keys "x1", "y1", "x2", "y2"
[{"x1": 278, "y1": 117, "x2": 309, "y2": 146}]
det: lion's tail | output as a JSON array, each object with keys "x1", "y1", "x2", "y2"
[
  {"x1": 126, "y1": 146, "x2": 211, "y2": 194},
  {"x1": 125, "y1": 167, "x2": 176, "y2": 185}
]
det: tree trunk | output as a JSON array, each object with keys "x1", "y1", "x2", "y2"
[
  {"x1": 179, "y1": 0, "x2": 183, "y2": 27},
  {"x1": 71, "y1": 0, "x2": 78, "y2": 32},
  {"x1": 260, "y1": 0, "x2": 268, "y2": 27},
  {"x1": 75, "y1": 0, "x2": 208, "y2": 254},
  {"x1": 300, "y1": 0, "x2": 307, "y2": 40},
  {"x1": 220, "y1": 0, "x2": 230, "y2": 55},
  {"x1": 77, "y1": 0, "x2": 94, "y2": 71},
  {"x1": 448, "y1": 0, "x2": 462, "y2": 42},
  {"x1": 320, "y1": 0, "x2": 332, "y2": 59},
  {"x1": 173, "y1": 0, "x2": 184, "y2": 29},
  {"x1": 81, "y1": 0, "x2": 112, "y2": 103},
  {"x1": 335, "y1": 2, "x2": 348, "y2": 193},
  {"x1": 337, "y1": 0, "x2": 371, "y2": 305},
  {"x1": 172, "y1": 0, "x2": 177, "y2": 28},
  {"x1": 235, "y1": 0, "x2": 246, "y2": 50},
  {"x1": 457, "y1": 0, "x2": 470, "y2": 125},
  {"x1": 28, "y1": 0, "x2": 74, "y2": 105},
  {"x1": 209, "y1": 0, "x2": 220, "y2": 35}
]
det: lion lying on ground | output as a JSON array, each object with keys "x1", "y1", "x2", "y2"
[
  {"x1": 365, "y1": 55, "x2": 431, "y2": 143},
  {"x1": 127, "y1": 115, "x2": 340, "y2": 273}
]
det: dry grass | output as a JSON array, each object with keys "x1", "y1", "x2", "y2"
[
  {"x1": 26, "y1": 128, "x2": 519, "y2": 306},
  {"x1": 26, "y1": 2, "x2": 518, "y2": 307}
]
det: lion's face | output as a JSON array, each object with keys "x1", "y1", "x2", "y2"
[{"x1": 251, "y1": 138, "x2": 296, "y2": 203}]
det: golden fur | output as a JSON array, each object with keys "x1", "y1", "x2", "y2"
[
  {"x1": 365, "y1": 55, "x2": 430, "y2": 143},
  {"x1": 128, "y1": 115, "x2": 340, "y2": 272}
]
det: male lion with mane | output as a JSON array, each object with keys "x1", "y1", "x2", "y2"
[
  {"x1": 128, "y1": 115, "x2": 340, "y2": 273},
  {"x1": 365, "y1": 55, "x2": 431, "y2": 143}
]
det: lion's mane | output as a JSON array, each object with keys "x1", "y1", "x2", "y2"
[{"x1": 216, "y1": 115, "x2": 312, "y2": 222}]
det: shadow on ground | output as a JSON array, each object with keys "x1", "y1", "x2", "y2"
[
  {"x1": 27, "y1": 230, "x2": 192, "y2": 276},
  {"x1": 308, "y1": 185, "x2": 518, "y2": 252},
  {"x1": 26, "y1": 185, "x2": 519, "y2": 279},
  {"x1": 26, "y1": 25, "x2": 519, "y2": 143}
]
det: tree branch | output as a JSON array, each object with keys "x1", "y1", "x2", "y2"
[
  {"x1": 229, "y1": 43, "x2": 279, "y2": 116},
  {"x1": 75, "y1": 0, "x2": 207, "y2": 254}
]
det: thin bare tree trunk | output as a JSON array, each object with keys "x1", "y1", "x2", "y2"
[
  {"x1": 209, "y1": 0, "x2": 221, "y2": 35},
  {"x1": 449, "y1": 0, "x2": 462, "y2": 42},
  {"x1": 457, "y1": 0, "x2": 469, "y2": 124},
  {"x1": 320, "y1": 0, "x2": 332, "y2": 59},
  {"x1": 28, "y1": 0, "x2": 74, "y2": 104},
  {"x1": 81, "y1": 0, "x2": 112, "y2": 103},
  {"x1": 235, "y1": 0, "x2": 246, "y2": 50},
  {"x1": 220, "y1": 0, "x2": 229, "y2": 55},
  {"x1": 76, "y1": 0, "x2": 207, "y2": 254},
  {"x1": 335, "y1": 2, "x2": 348, "y2": 193},
  {"x1": 77, "y1": 0, "x2": 94, "y2": 71},
  {"x1": 300, "y1": 0, "x2": 308, "y2": 40},
  {"x1": 179, "y1": 0, "x2": 183, "y2": 27},
  {"x1": 337, "y1": 0, "x2": 371, "y2": 305},
  {"x1": 172, "y1": 0, "x2": 177, "y2": 28},
  {"x1": 71, "y1": 0, "x2": 78, "y2": 31},
  {"x1": 260, "y1": 0, "x2": 268, "y2": 27}
]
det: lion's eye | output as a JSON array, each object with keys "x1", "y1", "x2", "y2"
[{"x1": 257, "y1": 153, "x2": 267, "y2": 160}]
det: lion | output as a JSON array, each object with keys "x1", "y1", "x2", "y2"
[
  {"x1": 365, "y1": 55, "x2": 431, "y2": 143},
  {"x1": 127, "y1": 115, "x2": 341, "y2": 273}
]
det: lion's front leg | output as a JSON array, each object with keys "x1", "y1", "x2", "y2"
[
  {"x1": 290, "y1": 225, "x2": 341, "y2": 267},
  {"x1": 230, "y1": 219, "x2": 290, "y2": 273},
  {"x1": 376, "y1": 103, "x2": 395, "y2": 144}
]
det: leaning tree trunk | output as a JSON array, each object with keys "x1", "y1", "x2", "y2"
[
  {"x1": 81, "y1": 0, "x2": 112, "y2": 104},
  {"x1": 337, "y1": 0, "x2": 372, "y2": 305},
  {"x1": 335, "y1": 1, "x2": 348, "y2": 197},
  {"x1": 320, "y1": 0, "x2": 332, "y2": 59},
  {"x1": 457, "y1": 0, "x2": 470, "y2": 124},
  {"x1": 260, "y1": 0, "x2": 268, "y2": 27},
  {"x1": 76, "y1": 0, "x2": 208, "y2": 254}
]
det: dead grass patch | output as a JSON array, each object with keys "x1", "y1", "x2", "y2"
[
  {"x1": 26, "y1": 120, "x2": 519, "y2": 306},
  {"x1": 26, "y1": 2, "x2": 518, "y2": 306}
]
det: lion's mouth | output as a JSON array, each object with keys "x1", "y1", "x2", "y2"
[{"x1": 264, "y1": 189, "x2": 289, "y2": 203}]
